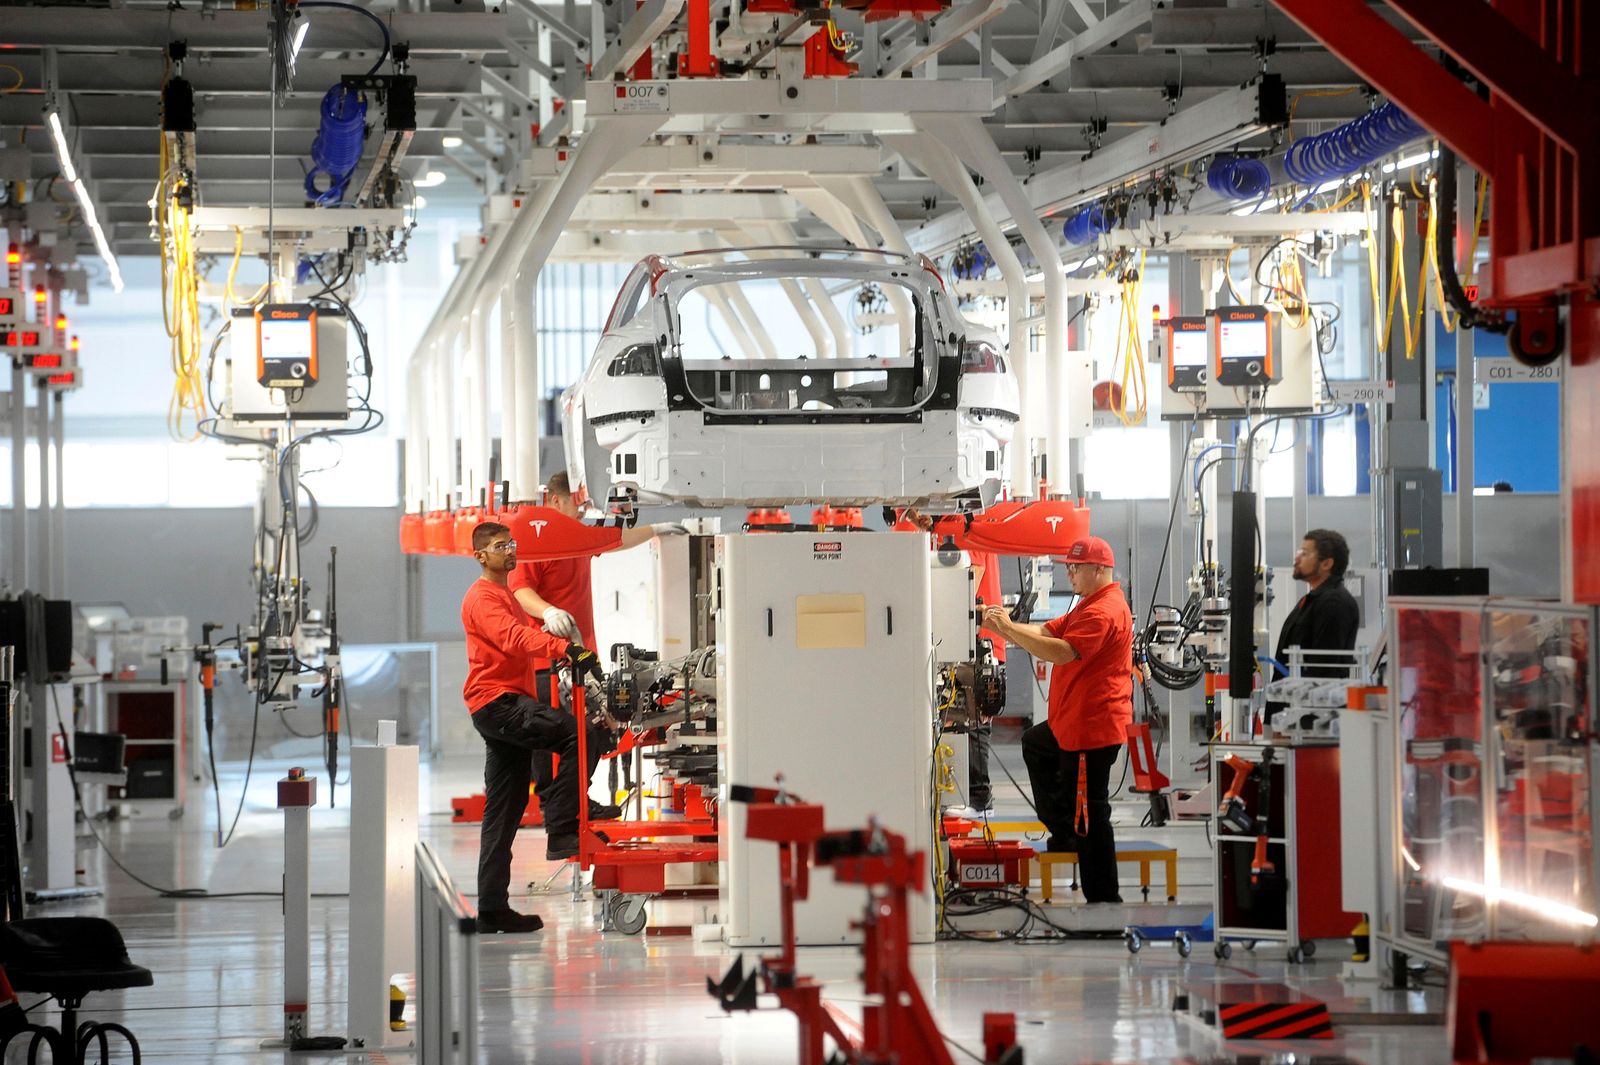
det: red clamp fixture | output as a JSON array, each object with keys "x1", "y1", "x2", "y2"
[{"x1": 709, "y1": 784, "x2": 1024, "y2": 1064}]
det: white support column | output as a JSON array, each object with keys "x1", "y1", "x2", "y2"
[
  {"x1": 919, "y1": 114, "x2": 1074, "y2": 493},
  {"x1": 348, "y1": 742, "x2": 419, "y2": 1052},
  {"x1": 26, "y1": 682, "x2": 74, "y2": 895},
  {"x1": 815, "y1": 176, "x2": 914, "y2": 337},
  {"x1": 507, "y1": 114, "x2": 666, "y2": 501},
  {"x1": 35, "y1": 381, "x2": 52, "y2": 596},
  {"x1": 464, "y1": 296, "x2": 490, "y2": 506},
  {"x1": 498, "y1": 281, "x2": 519, "y2": 497},
  {"x1": 886, "y1": 132, "x2": 1036, "y2": 498},
  {"x1": 50, "y1": 392, "x2": 64, "y2": 596},
  {"x1": 8, "y1": 362, "x2": 25, "y2": 591},
  {"x1": 276, "y1": 769, "x2": 314, "y2": 1046},
  {"x1": 405, "y1": 351, "x2": 430, "y2": 512}
]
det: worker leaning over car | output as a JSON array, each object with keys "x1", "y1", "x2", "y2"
[{"x1": 981, "y1": 536, "x2": 1132, "y2": 904}]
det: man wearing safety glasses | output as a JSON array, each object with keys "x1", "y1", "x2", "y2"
[{"x1": 460, "y1": 520, "x2": 605, "y2": 934}]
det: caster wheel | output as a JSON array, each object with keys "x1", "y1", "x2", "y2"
[
  {"x1": 1175, "y1": 932, "x2": 1192, "y2": 959},
  {"x1": 608, "y1": 894, "x2": 648, "y2": 935},
  {"x1": 1244, "y1": 940, "x2": 1257, "y2": 952},
  {"x1": 1214, "y1": 942, "x2": 1232, "y2": 961},
  {"x1": 1301, "y1": 940, "x2": 1316, "y2": 958},
  {"x1": 1288, "y1": 946, "x2": 1306, "y2": 964},
  {"x1": 1126, "y1": 929, "x2": 1143, "y2": 954}
]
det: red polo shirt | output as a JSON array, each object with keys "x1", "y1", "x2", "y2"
[
  {"x1": 461, "y1": 578, "x2": 570, "y2": 713},
  {"x1": 1042, "y1": 582, "x2": 1133, "y2": 751},
  {"x1": 508, "y1": 557, "x2": 596, "y2": 671},
  {"x1": 970, "y1": 549, "x2": 1007, "y2": 664}
]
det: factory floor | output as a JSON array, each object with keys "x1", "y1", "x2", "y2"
[{"x1": 27, "y1": 747, "x2": 1449, "y2": 1064}]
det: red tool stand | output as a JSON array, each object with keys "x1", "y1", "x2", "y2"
[
  {"x1": 567, "y1": 683, "x2": 718, "y2": 934},
  {"x1": 708, "y1": 786, "x2": 1023, "y2": 1065}
]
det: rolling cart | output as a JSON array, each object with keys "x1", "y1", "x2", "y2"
[{"x1": 1211, "y1": 742, "x2": 1360, "y2": 962}]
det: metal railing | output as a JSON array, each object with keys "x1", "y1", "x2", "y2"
[{"x1": 414, "y1": 840, "x2": 478, "y2": 1064}]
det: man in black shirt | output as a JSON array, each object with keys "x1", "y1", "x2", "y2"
[{"x1": 1274, "y1": 528, "x2": 1361, "y2": 678}]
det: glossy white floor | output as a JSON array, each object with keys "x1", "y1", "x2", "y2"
[{"x1": 20, "y1": 748, "x2": 1449, "y2": 1065}]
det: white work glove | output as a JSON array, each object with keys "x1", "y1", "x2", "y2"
[
  {"x1": 541, "y1": 607, "x2": 580, "y2": 640},
  {"x1": 650, "y1": 522, "x2": 691, "y2": 537}
]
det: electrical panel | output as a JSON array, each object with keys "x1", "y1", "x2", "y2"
[
  {"x1": 227, "y1": 306, "x2": 349, "y2": 424},
  {"x1": 255, "y1": 303, "x2": 320, "y2": 387},
  {"x1": 1165, "y1": 315, "x2": 1210, "y2": 392},
  {"x1": 1211, "y1": 304, "x2": 1281, "y2": 387}
]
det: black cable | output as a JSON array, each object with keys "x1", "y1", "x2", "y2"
[
  {"x1": 1143, "y1": 421, "x2": 1197, "y2": 630},
  {"x1": 297, "y1": 1, "x2": 391, "y2": 76}
]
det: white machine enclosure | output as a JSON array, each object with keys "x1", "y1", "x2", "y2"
[
  {"x1": 717, "y1": 531, "x2": 935, "y2": 946},
  {"x1": 928, "y1": 552, "x2": 977, "y2": 666},
  {"x1": 561, "y1": 249, "x2": 1019, "y2": 510}
]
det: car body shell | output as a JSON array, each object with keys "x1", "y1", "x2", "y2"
[{"x1": 561, "y1": 249, "x2": 1020, "y2": 510}]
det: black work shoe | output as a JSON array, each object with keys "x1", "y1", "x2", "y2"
[
  {"x1": 546, "y1": 832, "x2": 580, "y2": 861},
  {"x1": 588, "y1": 801, "x2": 623, "y2": 822},
  {"x1": 476, "y1": 908, "x2": 544, "y2": 934}
]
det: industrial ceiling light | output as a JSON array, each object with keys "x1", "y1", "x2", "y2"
[
  {"x1": 291, "y1": 16, "x2": 312, "y2": 63},
  {"x1": 441, "y1": 135, "x2": 463, "y2": 149},
  {"x1": 45, "y1": 109, "x2": 77, "y2": 184},
  {"x1": 413, "y1": 195, "x2": 428, "y2": 209},
  {"x1": 1442, "y1": 876, "x2": 1599, "y2": 929},
  {"x1": 415, "y1": 169, "x2": 448, "y2": 188}
]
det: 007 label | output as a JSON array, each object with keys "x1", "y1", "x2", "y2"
[{"x1": 613, "y1": 82, "x2": 671, "y2": 113}]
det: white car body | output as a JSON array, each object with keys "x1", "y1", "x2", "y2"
[{"x1": 561, "y1": 248, "x2": 1020, "y2": 510}]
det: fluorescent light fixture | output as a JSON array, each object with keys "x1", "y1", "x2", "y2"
[
  {"x1": 291, "y1": 17, "x2": 312, "y2": 62},
  {"x1": 68, "y1": 176, "x2": 124, "y2": 293},
  {"x1": 1382, "y1": 148, "x2": 1439, "y2": 175},
  {"x1": 1473, "y1": 486, "x2": 1496, "y2": 497},
  {"x1": 45, "y1": 110, "x2": 78, "y2": 184},
  {"x1": 413, "y1": 195, "x2": 428, "y2": 209},
  {"x1": 416, "y1": 169, "x2": 448, "y2": 188},
  {"x1": 442, "y1": 135, "x2": 463, "y2": 148},
  {"x1": 1443, "y1": 876, "x2": 1599, "y2": 929}
]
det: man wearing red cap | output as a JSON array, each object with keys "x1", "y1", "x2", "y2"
[{"x1": 982, "y1": 535, "x2": 1132, "y2": 904}]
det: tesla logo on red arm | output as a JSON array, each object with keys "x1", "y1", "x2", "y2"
[
  {"x1": 530, "y1": 520, "x2": 548, "y2": 537},
  {"x1": 1045, "y1": 516, "x2": 1063, "y2": 533}
]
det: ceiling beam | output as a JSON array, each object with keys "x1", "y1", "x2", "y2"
[{"x1": 0, "y1": 8, "x2": 510, "y2": 54}]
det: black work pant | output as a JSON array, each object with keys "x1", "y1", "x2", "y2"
[
  {"x1": 1021, "y1": 723, "x2": 1122, "y2": 903},
  {"x1": 471, "y1": 693, "x2": 579, "y2": 912},
  {"x1": 530, "y1": 668, "x2": 614, "y2": 798},
  {"x1": 967, "y1": 723, "x2": 993, "y2": 809}
]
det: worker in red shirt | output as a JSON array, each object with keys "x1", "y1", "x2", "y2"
[
  {"x1": 982, "y1": 536, "x2": 1132, "y2": 903},
  {"x1": 462, "y1": 520, "x2": 605, "y2": 934},
  {"x1": 509, "y1": 471, "x2": 684, "y2": 810}
]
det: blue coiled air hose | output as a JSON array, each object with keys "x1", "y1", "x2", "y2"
[
  {"x1": 1282, "y1": 102, "x2": 1426, "y2": 187},
  {"x1": 1206, "y1": 156, "x2": 1272, "y2": 200},
  {"x1": 1062, "y1": 203, "x2": 1112, "y2": 246},
  {"x1": 304, "y1": 85, "x2": 368, "y2": 206}
]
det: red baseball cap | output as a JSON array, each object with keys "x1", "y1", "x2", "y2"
[{"x1": 1063, "y1": 536, "x2": 1115, "y2": 568}]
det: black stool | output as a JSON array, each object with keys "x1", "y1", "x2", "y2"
[{"x1": 0, "y1": 917, "x2": 152, "y2": 1063}]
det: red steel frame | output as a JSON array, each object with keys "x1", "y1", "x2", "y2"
[
  {"x1": 722, "y1": 797, "x2": 994, "y2": 1065},
  {"x1": 1272, "y1": 0, "x2": 1600, "y2": 601},
  {"x1": 568, "y1": 682, "x2": 718, "y2": 898}
]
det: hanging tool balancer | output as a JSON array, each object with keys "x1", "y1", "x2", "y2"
[
  {"x1": 1217, "y1": 753, "x2": 1256, "y2": 836},
  {"x1": 1249, "y1": 747, "x2": 1277, "y2": 887}
]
